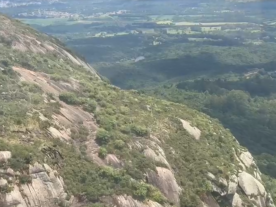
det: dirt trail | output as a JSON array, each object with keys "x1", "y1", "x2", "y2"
[{"x1": 13, "y1": 66, "x2": 103, "y2": 165}]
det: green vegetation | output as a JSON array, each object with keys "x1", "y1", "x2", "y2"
[
  {"x1": 2, "y1": 1, "x2": 276, "y2": 205},
  {"x1": 144, "y1": 74, "x2": 276, "y2": 201}
]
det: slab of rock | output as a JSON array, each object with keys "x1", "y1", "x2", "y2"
[
  {"x1": 232, "y1": 193, "x2": 243, "y2": 207},
  {"x1": 144, "y1": 148, "x2": 170, "y2": 168},
  {"x1": 114, "y1": 195, "x2": 164, "y2": 207},
  {"x1": 5, "y1": 185, "x2": 27, "y2": 207},
  {"x1": 0, "y1": 151, "x2": 11, "y2": 162},
  {"x1": 104, "y1": 154, "x2": 122, "y2": 168},
  {"x1": 29, "y1": 162, "x2": 45, "y2": 174},
  {"x1": 238, "y1": 171, "x2": 265, "y2": 196},
  {"x1": 179, "y1": 119, "x2": 201, "y2": 140},
  {"x1": 228, "y1": 175, "x2": 238, "y2": 195},
  {"x1": 1, "y1": 162, "x2": 69, "y2": 207},
  {"x1": 201, "y1": 194, "x2": 220, "y2": 207},
  {"x1": 239, "y1": 151, "x2": 255, "y2": 168},
  {"x1": 147, "y1": 167, "x2": 181, "y2": 206}
]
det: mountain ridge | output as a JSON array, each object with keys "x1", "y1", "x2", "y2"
[{"x1": 0, "y1": 13, "x2": 274, "y2": 207}]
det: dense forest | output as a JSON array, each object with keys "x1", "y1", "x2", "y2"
[{"x1": 144, "y1": 73, "x2": 276, "y2": 181}]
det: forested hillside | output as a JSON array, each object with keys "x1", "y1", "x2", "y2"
[{"x1": 1, "y1": 13, "x2": 274, "y2": 207}]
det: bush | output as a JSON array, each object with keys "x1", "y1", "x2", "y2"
[
  {"x1": 0, "y1": 185, "x2": 13, "y2": 194},
  {"x1": 50, "y1": 74, "x2": 69, "y2": 82},
  {"x1": 131, "y1": 125, "x2": 149, "y2": 137},
  {"x1": 132, "y1": 182, "x2": 148, "y2": 200},
  {"x1": 114, "y1": 140, "x2": 125, "y2": 149},
  {"x1": 59, "y1": 92, "x2": 80, "y2": 105},
  {"x1": 0, "y1": 60, "x2": 9, "y2": 67},
  {"x1": 98, "y1": 147, "x2": 107, "y2": 159},
  {"x1": 19, "y1": 174, "x2": 32, "y2": 184},
  {"x1": 83, "y1": 100, "x2": 97, "y2": 113},
  {"x1": 71, "y1": 126, "x2": 89, "y2": 141},
  {"x1": 96, "y1": 128, "x2": 111, "y2": 145}
]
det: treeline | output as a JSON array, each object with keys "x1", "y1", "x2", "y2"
[{"x1": 176, "y1": 74, "x2": 276, "y2": 97}]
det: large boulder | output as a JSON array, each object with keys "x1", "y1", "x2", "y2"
[
  {"x1": 5, "y1": 185, "x2": 27, "y2": 207},
  {"x1": 104, "y1": 154, "x2": 122, "y2": 168},
  {"x1": 179, "y1": 119, "x2": 201, "y2": 140},
  {"x1": 238, "y1": 171, "x2": 265, "y2": 196},
  {"x1": 239, "y1": 151, "x2": 255, "y2": 168},
  {"x1": 232, "y1": 193, "x2": 243, "y2": 207},
  {"x1": 1, "y1": 163, "x2": 69, "y2": 207},
  {"x1": 147, "y1": 167, "x2": 181, "y2": 206},
  {"x1": 143, "y1": 148, "x2": 170, "y2": 168}
]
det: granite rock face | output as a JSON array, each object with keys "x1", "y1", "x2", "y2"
[{"x1": 1, "y1": 160, "x2": 69, "y2": 207}]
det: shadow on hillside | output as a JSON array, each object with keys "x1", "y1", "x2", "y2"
[{"x1": 100, "y1": 52, "x2": 276, "y2": 89}]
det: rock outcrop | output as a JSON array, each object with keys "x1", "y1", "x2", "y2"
[
  {"x1": 239, "y1": 151, "x2": 255, "y2": 168},
  {"x1": 179, "y1": 118, "x2": 201, "y2": 140},
  {"x1": 206, "y1": 150, "x2": 275, "y2": 207},
  {"x1": 104, "y1": 154, "x2": 122, "y2": 168},
  {"x1": 238, "y1": 171, "x2": 265, "y2": 196},
  {"x1": 112, "y1": 195, "x2": 166, "y2": 207},
  {"x1": 0, "y1": 151, "x2": 11, "y2": 162},
  {"x1": 147, "y1": 167, "x2": 181, "y2": 206},
  {"x1": 1, "y1": 159, "x2": 69, "y2": 207}
]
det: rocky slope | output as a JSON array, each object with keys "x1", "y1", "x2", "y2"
[{"x1": 0, "y1": 13, "x2": 274, "y2": 207}]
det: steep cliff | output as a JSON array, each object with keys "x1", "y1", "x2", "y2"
[{"x1": 0, "y1": 14, "x2": 274, "y2": 207}]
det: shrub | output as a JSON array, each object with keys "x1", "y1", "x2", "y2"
[
  {"x1": 132, "y1": 182, "x2": 148, "y2": 200},
  {"x1": 114, "y1": 140, "x2": 125, "y2": 149},
  {"x1": 0, "y1": 60, "x2": 9, "y2": 67},
  {"x1": 39, "y1": 120, "x2": 51, "y2": 130},
  {"x1": 97, "y1": 116, "x2": 116, "y2": 131},
  {"x1": 96, "y1": 128, "x2": 111, "y2": 145},
  {"x1": 0, "y1": 185, "x2": 13, "y2": 194},
  {"x1": 50, "y1": 74, "x2": 69, "y2": 82},
  {"x1": 119, "y1": 106, "x2": 130, "y2": 115},
  {"x1": 83, "y1": 100, "x2": 97, "y2": 113},
  {"x1": 59, "y1": 92, "x2": 80, "y2": 105},
  {"x1": 130, "y1": 125, "x2": 149, "y2": 137},
  {"x1": 98, "y1": 147, "x2": 108, "y2": 159},
  {"x1": 19, "y1": 174, "x2": 32, "y2": 184},
  {"x1": 71, "y1": 126, "x2": 89, "y2": 142}
]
